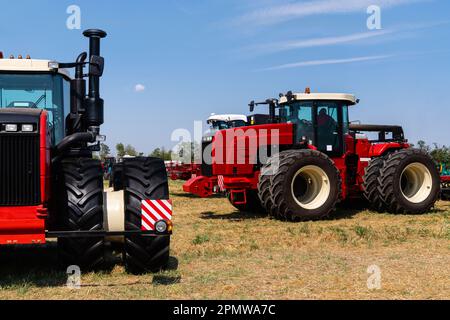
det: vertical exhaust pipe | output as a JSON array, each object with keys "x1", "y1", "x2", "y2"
[{"x1": 83, "y1": 29, "x2": 107, "y2": 132}]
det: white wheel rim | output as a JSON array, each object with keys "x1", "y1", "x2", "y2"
[
  {"x1": 400, "y1": 163, "x2": 433, "y2": 203},
  {"x1": 291, "y1": 165, "x2": 331, "y2": 210}
]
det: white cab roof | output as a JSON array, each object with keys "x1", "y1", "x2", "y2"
[
  {"x1": 279, "y1": 93, "x2": 358, "y2": 105},
  {"x1": 207, "y1": 114, "x2": 247, "y2": 123},
  {"x1": 0, "y1": 59, "x2": 71, "y2": 78}
]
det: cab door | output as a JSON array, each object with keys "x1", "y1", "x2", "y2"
[{"x1": 314, "y1": 101, "x2": 345, "y2": 156}]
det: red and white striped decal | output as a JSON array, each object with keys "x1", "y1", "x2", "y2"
[
  {"x1": 141, "y1": 200, "x2": 173, "y2": 231},
  {"x1": 218, "y1": 175, "x2": 225, "y2": 192}
]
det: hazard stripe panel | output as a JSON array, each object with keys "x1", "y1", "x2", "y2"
[
  {"x1": 218, "y1": 175, "x2": 225, "y2": 192},
  {"x1": 141, "y1": 200, "x2": 173, "y2": 231}
]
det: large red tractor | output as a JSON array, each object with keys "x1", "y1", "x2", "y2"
[
  {"x1": 0, "y1": 30, "x2": 173, "y2": 273},
  {"x1": 185, "y1": 89, "x2": 441, "y2": 220}
]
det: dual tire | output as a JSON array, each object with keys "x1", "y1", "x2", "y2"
[
  {"x1": 363, "y1": 149, "x2": 440, "y2": 214},
  {"x1": 259, "y1": 150, "x2": 341, "y2": 221},
  {"x1": 57, "y1": 157, "x2": 170, "y2": 274}
]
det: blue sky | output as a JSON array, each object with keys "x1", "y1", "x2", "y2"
[{"x1": 1, "y1": 0, "x2": 449, "y2": 154}]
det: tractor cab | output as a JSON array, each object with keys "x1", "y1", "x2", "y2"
[
  {"x1": 277, "y1": 90, "x2": 358, "y2": 157},
  {"x1": 207, "y1": 114, "x2": 247, "y2": 130},
  {"x1": 0, "y1": 59, "x2": 72, "y2": 145},
  {"x1": 203, "y1": 113, "x2": 247, "y2": 142}
]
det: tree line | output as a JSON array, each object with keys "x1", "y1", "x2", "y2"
[
  {"x1": 97, "y1": 141, "x2": 449, "y2": 165},
  {"x1": 415, "y1": 141, "x2": 449, "y2": 165},
  {"x1": 98, "y1": 143, "x2": 173, "y2": 161}
]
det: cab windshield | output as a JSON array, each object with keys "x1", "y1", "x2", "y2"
[
  {"x1": 208, "y1": 120, "x2": 246, "y2": 130},
  {"x1": 0, "y1": 73, "x2": 70, "y2": 144},
  {"x1": 209, "y1": 120, "x2": 229, "y2": 130}
]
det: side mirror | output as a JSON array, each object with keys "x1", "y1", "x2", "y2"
[
  {"x1": 89, "y1": 55, "x2": 104, "y2": 77},
  {"x1": 249, "y1": 101, "x2": 255, "y2": 113}
]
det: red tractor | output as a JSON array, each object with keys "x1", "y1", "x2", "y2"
[
  {"x1": 185, "y1": 89, "x2": 441, "y2": 220},
  {"x1": 0, "y1": 30, "x2": 173, "y2": 273}
]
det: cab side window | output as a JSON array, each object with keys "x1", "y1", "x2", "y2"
[{"x1": 315, "y1": 102, "x2": 340, "y2": 153}]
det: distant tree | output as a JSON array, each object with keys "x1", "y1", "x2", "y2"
[
  {"x1": 417, "y1": 140, "x2": 430, "y2": 153},
  {"x1": 124, "y1": 144, "x2": 138, "y2": 157},
  {"x1": 430, "y1": 144, "x2": 450, "y2": 165},
  {"x1": 99, "y1": 143, "x2": 111, "y2": 161},
  {"x1": 150, "y1": 147, "x2": 172, "y2": 161},
  {"x1": 416, "y1": 141, "x2": 450, "y2": 165},
  {"x1": 150, "y1": 147, "x2": 162, "y2": 158},
  {"x1": 116, "y1": 143, "x2": 125, "y2": 158}
]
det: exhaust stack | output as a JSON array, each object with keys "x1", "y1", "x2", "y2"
[{"x1": 83, "y1": 29, "x2": 107, "y2": 132}]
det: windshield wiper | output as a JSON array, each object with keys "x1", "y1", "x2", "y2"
[{"x1": 34, "y1": 94, "x2": 46, "y2": 107}]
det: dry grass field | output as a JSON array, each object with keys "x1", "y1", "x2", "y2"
[{"x1": 0, "y1": 180, "x2": 449, "y2": 300}]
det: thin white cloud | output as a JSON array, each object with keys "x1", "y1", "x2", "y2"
[
  {"x1": 235, "y1": 0, "x2": 426, "y2": 26},
  {"x1": 241, "y1": 19, "x2": 448, "y2": 56},
  {"x1": 261, "y1": 55, "x2": 393, "y2": 71},
  {"x1": 134, "y1": 84, "x2": 146, "y2": 92},
  {"x1": 245, "y1": 30, "x2": 392, "y2": 55}
]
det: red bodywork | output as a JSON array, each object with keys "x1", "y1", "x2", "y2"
[
  {"x1": 183, "y1": 175, "x2": 219, "y2": 198},
  {"x1": 183, "y1": 123, "x2": 409, "y2": 202},
  {"x1": 0, "y1": 111, "x2": 50, "y2": 245}
]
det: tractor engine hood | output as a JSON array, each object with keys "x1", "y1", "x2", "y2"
[{"x1": 0, "y1": 108, "x2": 42, "y2": 126}]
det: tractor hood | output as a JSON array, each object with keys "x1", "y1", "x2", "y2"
[{"x1": 0, "y1": 108, "x2": 42, "y2": 124}]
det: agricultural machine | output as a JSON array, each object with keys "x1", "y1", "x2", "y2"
[
  {"x1": 166, "y1": 161, "x2": 200, "y2": 181},
  {"x1": 185, "y1": 89, "x2": 441, "y2": 220},
  {"x1": 177, "y1": 114, "x2": 247, "y2": 193},
  {"x1": 440, "y1": 163, "x2": 450, "y2": 200},
  {"x1": 0, "y1": 29, "x2": 173, "y2": 273}
]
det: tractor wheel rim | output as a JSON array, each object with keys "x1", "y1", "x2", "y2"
[
  {"x1": 400, "y1": 162, "x2": 433, "y2": 203},
  {"x1": 291, "y1": 165, "x2": 331, "y2": 210}
]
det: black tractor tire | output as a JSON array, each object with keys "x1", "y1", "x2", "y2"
[
  {"x1": 57, "y1": 158, "x2": 105, "y2": 270},
  {"x1": 363, "y1": 157, "x2": 386, "y2": 212},
  {"x1": 122, "y1": 157, "x2": 171, "y2": 274},
  {"x1": 258, "y1": 152, "x2": 294, "y2": 219},
  {"x1": 270, "y1": 150, "x2": 341, "y2": 221},
  {"x1": 258, "y1": 168, "x2": 274, "y2": 215},
  {"x1": 378, "y1": 149, "x2": 441, "y2": 214}
]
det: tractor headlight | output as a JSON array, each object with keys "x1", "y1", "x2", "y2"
[
  {"x1": 21, "y1": 124, "x2": 34, "y2": 132},
  {"x1": 48, "y1": 61, "x2": 59, "y2": 69},
  {"x1": 155, "y1": 220, "x2": 168, "y2": 233},
  {"x1": 5, "y1": 124, "x2": 18, "y2": 132}
]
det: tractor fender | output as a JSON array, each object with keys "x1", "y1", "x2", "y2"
[{"x1": 370, "y1": 142, "x2": 408, "y2": 158}]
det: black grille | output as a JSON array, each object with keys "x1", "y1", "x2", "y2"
[
  {"x1": 0, "y1": 134, "x2": 40, "y2": 206},
  {"x1": 201, "y1": 141, "x2": 213, "y2": 177}
]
